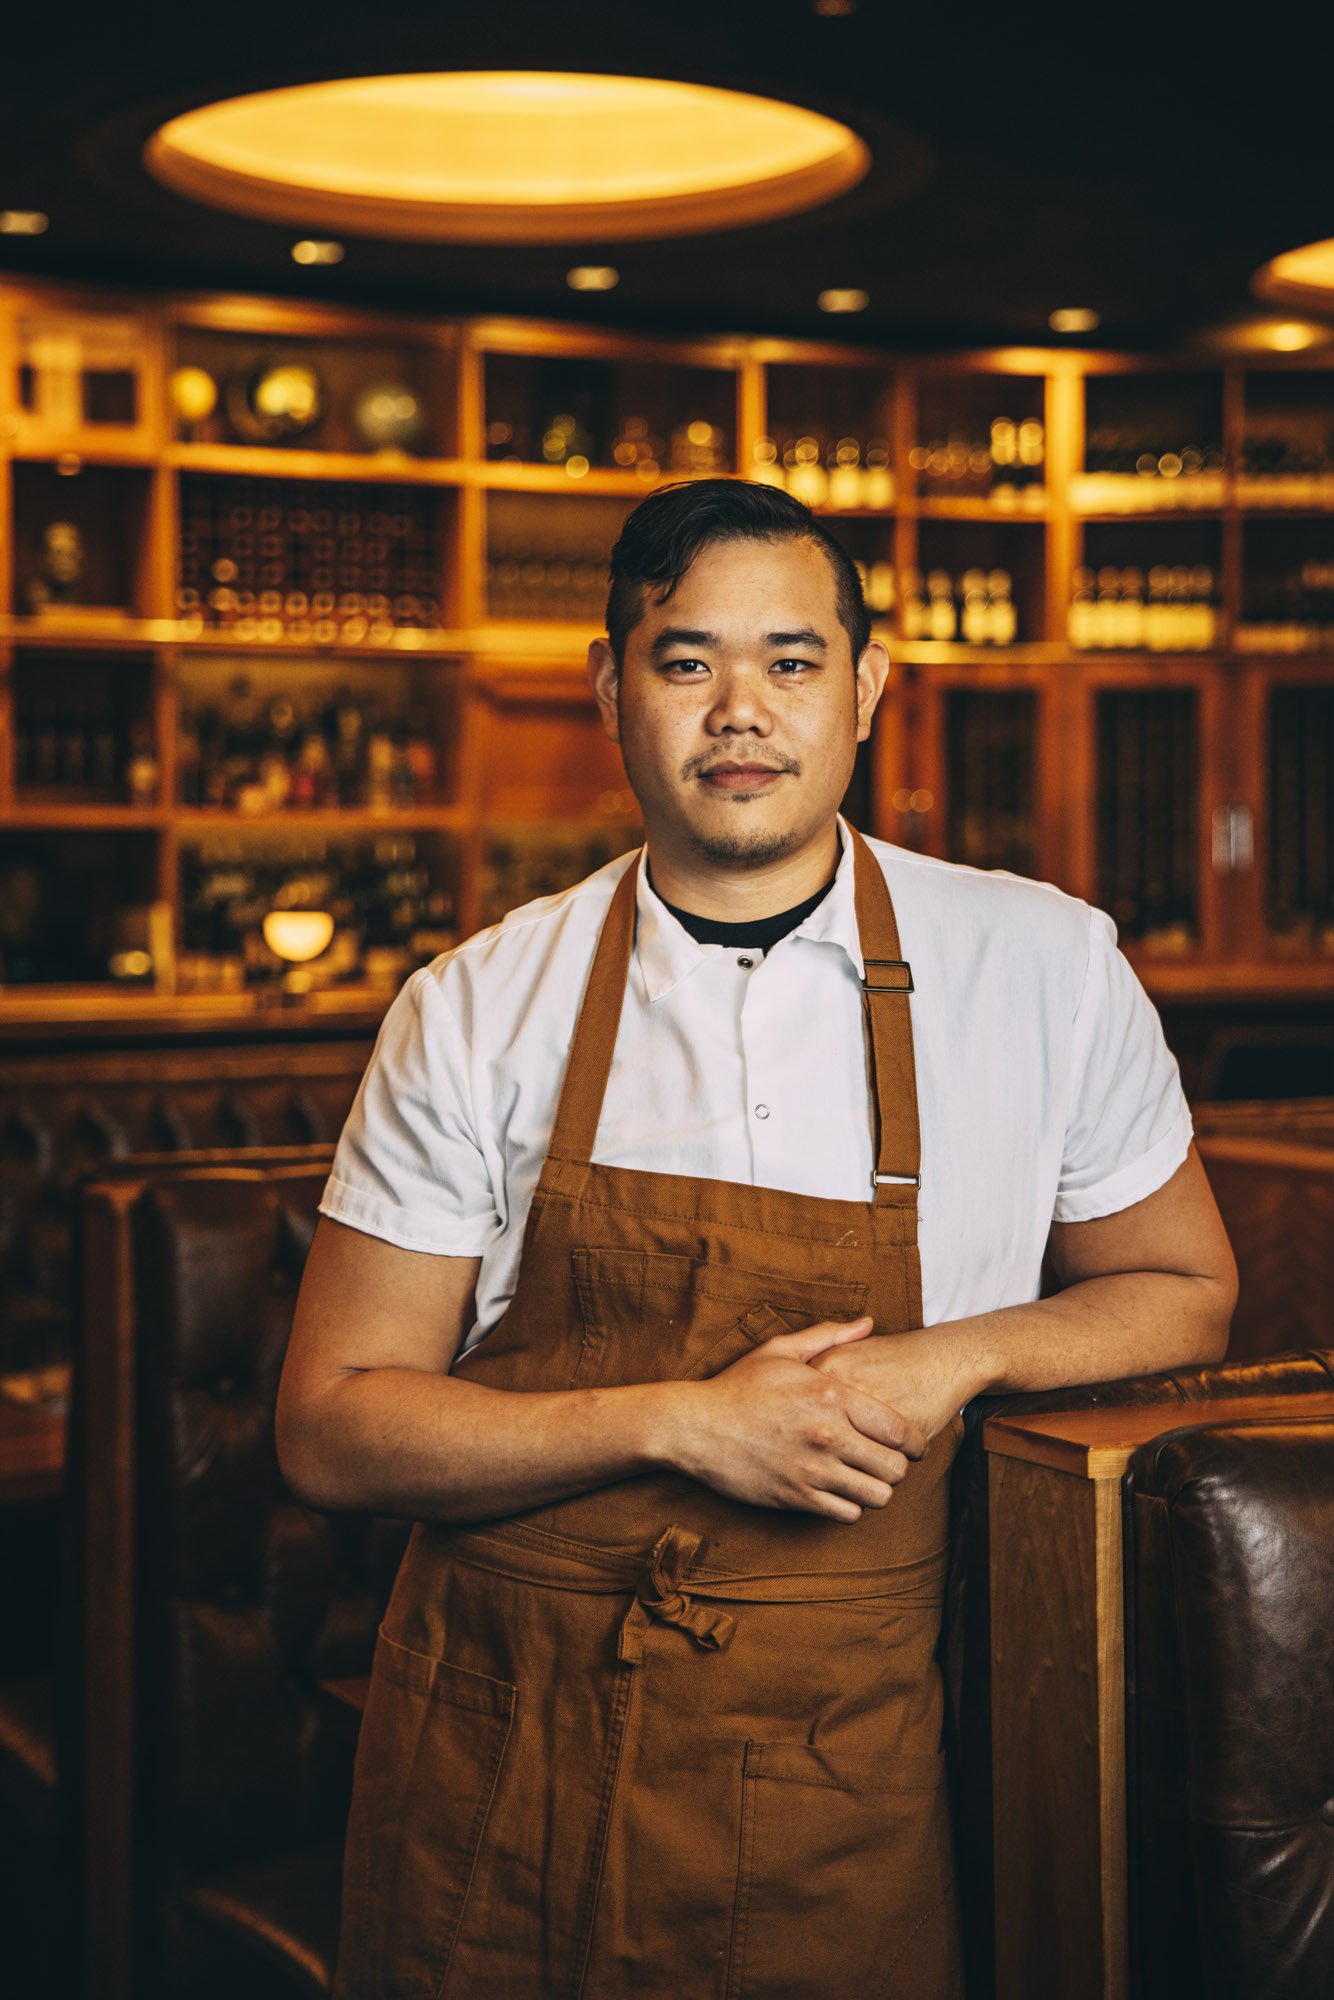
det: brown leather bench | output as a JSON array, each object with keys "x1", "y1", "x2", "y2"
[
  {"x1": 0, "y1": 1149, "x2": 408, "y2": 2000},
  {"x1": 0, "y1": 1038, "x2": 371, "y2": 1376}
]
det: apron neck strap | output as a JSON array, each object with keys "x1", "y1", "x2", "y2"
[{"x1": 546, "y1": 830, "x2": 922, "y2": 1205}]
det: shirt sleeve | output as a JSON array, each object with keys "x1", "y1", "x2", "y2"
[
  {"x1": 318, "y1": 965, "x2": 501, "y2": 1255},
  {"x1": 1052, "y1": 907, "x2": 1194, "y2": 1223}
]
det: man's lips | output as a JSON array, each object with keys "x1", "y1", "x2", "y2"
[{"x1": 696, "y1": 764, "x2": 787, "y2": 790}]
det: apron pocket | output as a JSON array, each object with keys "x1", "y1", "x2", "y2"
[
  {"x1": 571, "y1": 1245, "x2": 867, "y2": 1388},
  {"x1": 336, "y1": 1624, "x2": 515, "y2": 2000},
  {"x1": 726, "y1": 1741, "x2": 954, "y2": 2000}
]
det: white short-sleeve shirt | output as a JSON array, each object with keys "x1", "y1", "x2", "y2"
[{"x1": 320, "y1": 823, "x2": 1193, "y2": 1355}]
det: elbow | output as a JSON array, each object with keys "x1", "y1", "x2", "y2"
[{"x1": 275, "y1": 1378, "x2": 359, "y2": 1512}]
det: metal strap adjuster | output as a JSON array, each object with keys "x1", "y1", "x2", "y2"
[
  {"x1": 873, "y1": 1171, "x2": 921, "y2": 1190},
  {"x1": 862, "y1": 958, "x2": 914, "y2": 993}
]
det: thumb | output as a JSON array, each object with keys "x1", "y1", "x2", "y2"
[{"x1": 770, "y1": 1316, "x2": 874, "y2": 1364}]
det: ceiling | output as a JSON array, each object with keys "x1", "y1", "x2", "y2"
[{"x1": 4, "y1": 0, "x2": 1334, "y2": 354}]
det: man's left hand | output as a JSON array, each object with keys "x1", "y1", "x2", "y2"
[{"x1": 808, "y1": 1325, "x2": 986, "y2": 1443}]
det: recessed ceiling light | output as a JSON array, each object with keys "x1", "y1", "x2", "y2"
[
  {"x1": 813, "y1": 0, "x2": 856, "y2": 13},
  {"x1": 818, "y1": 288, "x2": 869, "y2": 313},
  {"x1": 0, "y1": 210, "x2": 49, "y2": 236},
  {"x1": 1049, "y1": 307, "x2": 1100, "y2": 333},
  {"x1": 567, "y1": 265, "x2": 619, "y2": 292},
  {"x1": 291, "y1": 238, "x2": 344, "y2": 266},
  {"x1": 1267, "y1": 321, "x2": 1325, "y2": 352},
  {"x1": 145, "y1": 73, "x2": 870, "y2": 245}
]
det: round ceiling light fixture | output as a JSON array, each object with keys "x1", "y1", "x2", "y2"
[
  {"x1": 144, "y1": 72, "x2": 871, "y2": 245},
  {"x1": 1252, "y1": 239, "x2": 1334, "y2": 320}
]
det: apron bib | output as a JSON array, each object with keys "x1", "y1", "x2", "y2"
[{"x1": 333, "y1": 828, "x2": 965, "y2": 2000}]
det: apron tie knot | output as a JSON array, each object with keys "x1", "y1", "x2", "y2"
[{"x1": 617, "y1": 1525, "x2": 735, "y2": 1665}]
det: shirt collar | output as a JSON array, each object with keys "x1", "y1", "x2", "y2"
[{"x1": 632, "y1": 816, "x2": 865, "y2": 1005}]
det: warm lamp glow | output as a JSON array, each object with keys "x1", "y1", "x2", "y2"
[
  {"x1": 1049, "y1": 307, "x2": 1100, "y2": 334},
  {"x1": 262, "y1": 909, "x2": 335, "y2": 963},
  {"x1": 145, "y1": 72, "x2": 870, "y2": 243},
  {"x1": 1210, "y1": 318, "x2": 1332, "y2": 354}
]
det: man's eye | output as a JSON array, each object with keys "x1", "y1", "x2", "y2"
[
  {"x1": 772, "y1": 657, "x2": 816, "y2": 675},
  {"x1": 662, "y1": 658, "x2": 709, "y2": 675}
]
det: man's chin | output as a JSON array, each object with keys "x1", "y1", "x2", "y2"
[{"x1": 686, "y1": 824, "x2": 803, "y2": 869}]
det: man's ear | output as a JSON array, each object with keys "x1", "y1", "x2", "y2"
[
  {"x1": 854, "y1": 638, "x2": 891, "y2": 742},
  {"x1": 588, "y1": 637, "x2": 621, "y2": 743}
]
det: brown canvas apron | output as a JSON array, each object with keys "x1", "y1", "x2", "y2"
[{"x1": 333, "y1": 827, "x2": 965, "y2": 2000}]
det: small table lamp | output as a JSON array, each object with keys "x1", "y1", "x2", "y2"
[{"x1": 260, "y1": 908, "x2": 335, "y2": 1001}]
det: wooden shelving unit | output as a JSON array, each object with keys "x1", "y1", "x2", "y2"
[{"x1": 0, "y1": 277, "x2": 1331, "y2": 1014}]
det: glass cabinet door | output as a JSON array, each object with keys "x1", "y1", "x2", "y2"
[
  {"x1": 1094, "y1": 685, "x2": 1199, "y2": 949},
  {"x1": 895, "y1": 670, "x2": 1050, "y2": 882}
]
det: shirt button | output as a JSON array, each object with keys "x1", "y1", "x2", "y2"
[
  {"x1": 737, "y1": 956, "x2": 754, "y2": 969},
  {"x1": 754, "y1": 1103, "x2": 770, "y2": 1120}
]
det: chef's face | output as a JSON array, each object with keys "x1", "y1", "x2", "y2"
[{"x1": 588, "y1": 535, "x2": 888, "y2": 871}]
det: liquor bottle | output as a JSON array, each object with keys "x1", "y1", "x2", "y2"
[
  {"x1": 177, "y1": 716, "x2": 203, "y2": 805},
  {"x1": 901, "y1": 568, "x2": 930, "y2": 641},
  {"x1": 960, "y1": 569, "x2": 990, "y2": 647},
  {"x1": 986, "y1": 570, "x2": 1018, "y2": 646},
  {"x1": 861, "y1": 439, "x2": 894, "y2": 509},
  {"x1": 751, "y1": 438, "x2": 785, "y2": 488},
  {"x1": 827, "y1": 439, "x2": 863, "y2": 511},
  {"x1": 927, "y1": 569, "x2": 957, "y2": 641}
]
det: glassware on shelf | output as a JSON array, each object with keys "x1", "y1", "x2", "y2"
[
  {"x1": 899, "y1": 566, "x2": 1018, "y2": 646},
  {"x1": 1072, "y1": 435, "x2": 1226, "y2": 512},
  {"x1": 177, "y1": 477, "x2": 444, "y2": 642}
]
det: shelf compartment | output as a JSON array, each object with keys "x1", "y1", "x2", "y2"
[
  {"x1": 911, "y1": 367, "x2": 1046, "y2": 508},
  {"x1": 1079, "y1": 370, "x2": 1225, "y2": 513},
  {"x1": 169, "y1": 322, "x2": 455, "y2": 458},
  {"x1": 177, "y1": 473, "x2": 456, "y2": 641},
  {"x1": 1237, "y1": 515, "x2": 1334, "y2": 653},
  {"x1": 1072, "y1": 519, "x2": 1222, "y2": 653},
  {"x1": 910, "y1": 519, "x2": 1043, "y2": 648},
  {"x1": 483, "y1": 351, "x2": 734, "y2": 475},
  {"x1": 757, "y1": 358, "x2": 896, "y2": 507},
  {"x1": 1238, "y1": 369, "x2": 1334, "y2": 506},
  {"x1": 1266, "y1": 683, "x2": 1334, "y2": 950},
  {"x1": 174, "y1": 649, "x2": 461, "y2": 815},
  {"x1": 0, "y1": 828, "x2": 163, "y2": 985},
  {"x1": 483, "y1": 490, "x2": 633, "y2": 626},
  {"x1": 11, "y1": 461, "x2": 156, "y2": 621},
  {"x1": 176, "y1": 824, "x2": 462, "y2": 993},
  {"x1": 12, "y1": 648, "x2": 158, "y2": 808},
  {"x1": 11, "y1": 306, "x2": 156, "y2": 451},
  {"x1": 1094, "y1": 686, "x2": 1199, "y2": 948},
  {"x1": 478, "y1": 821, "x2": 640, "y2": 931}
]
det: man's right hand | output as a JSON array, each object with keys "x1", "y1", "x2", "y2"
[{"x1": 660, "y1": 1318, "x2": 927, "y2": 1523}]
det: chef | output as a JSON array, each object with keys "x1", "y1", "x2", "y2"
[{"x1": 277, "y1": 477, "x2": 1237, "y2": 2000}]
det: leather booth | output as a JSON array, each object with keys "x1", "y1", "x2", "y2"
[
  {"x1": 0, "y1": 1039, "x2": 371, "y2": 1376},
  {"x1": 954, "y1": 1348, "x2": 1334, "y2": 2000},
  {"x1": 0, "y1": 1149, "x2": 408, "y2": 2000}
]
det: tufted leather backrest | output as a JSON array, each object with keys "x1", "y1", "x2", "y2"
[
  {"x1": 1129, "y1": 1418, "x2": 1334, "y2": 1999},
  {"x1": 1195, "y1": 1133, "x2": 1334, "y2": 1359},
  {"x1": 0, "y1": 1041, "x2": 371, "y2": 1373},
  {"x1": 948, "y1": 1347, "x2": 1334, "y2": 2000},
  {"x1": 75, "y1": 1152, "x2": 408, "y2": 1993}
]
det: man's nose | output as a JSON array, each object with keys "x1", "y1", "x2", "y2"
[{"x1": 705, "y1": 670, "x2": 773, "y2": 734}]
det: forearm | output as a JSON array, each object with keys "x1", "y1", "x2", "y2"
[
  {"x1": 277, "y1": 1366, "x2": 683, "y2": 1524},
  {"x1": 942, "y1": 1268, "x2": 1234, "y2": 1403},
  {"x1": 823, "y1": 1269, "x2": 1233, "y2": 1431}
]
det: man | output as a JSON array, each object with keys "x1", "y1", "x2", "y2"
[{"x1": 277, "y1": 479, "x2": 1236, "y2": 2000}]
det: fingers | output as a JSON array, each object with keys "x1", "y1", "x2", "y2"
[
  {"x1": 766, "y1": 1316, "x2": 873, "y2": 1364},
  {"x1": 845, "y1": 1390, "x2": 928, "y2": 1463}
]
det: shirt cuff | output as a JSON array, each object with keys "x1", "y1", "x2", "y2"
[
  {"x1": 318, "y1": 1176, "x2": 494, "y2": 1256},
  {"x1": 1051, "y1": 1105, "x2": 1194, "y2": 1225}
]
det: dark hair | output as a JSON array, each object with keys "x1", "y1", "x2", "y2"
[{"x1": 604, "y1": 478, "x2": 871, "y2": 665}]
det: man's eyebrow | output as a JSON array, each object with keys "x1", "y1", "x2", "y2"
[
  {"x1": 766, "y1": 628, "x2": 828, "y2": 651},
  {"x1": 648, "y1": 627, "x2": 719, "y2": 655},
  {"x1": 647, "y1": 625, "x2": 830, "y2": 655}
]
